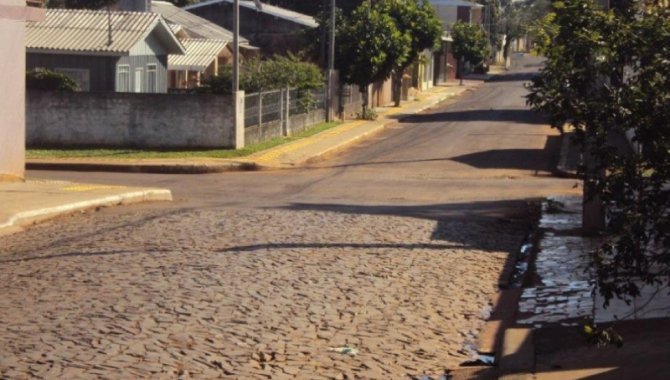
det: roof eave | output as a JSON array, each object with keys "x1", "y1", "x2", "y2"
[{"x1": 26, "y1": 48, "x2": 127, "y2": 57}]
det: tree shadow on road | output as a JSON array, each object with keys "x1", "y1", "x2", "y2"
[
  {"x1": 308, "y1": 136, "x2": 561, "y2": 175},
  {"x1": 449, "y1": 136, "x2": 561, "y2": 173},
  {"x1": 396, "y1": 108, "x2": 547, "y2": 125},
  {"x1": 266, "y1": 199, "x2": 540, "y2": 288},
  {"x1": 485, "y1": 72, "x2": 537, "y2": 82},
  {"x1": 270, "y1": 199, "x2": 537, "y2": 250}
]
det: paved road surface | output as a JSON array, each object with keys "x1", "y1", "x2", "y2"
[{"x1": 1, "y1": 55, "x2": 579, "y2": 379}]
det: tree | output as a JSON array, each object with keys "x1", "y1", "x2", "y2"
[
  {"x1": 451, "y1": 21, "x2": 491, "y2": 81},
  {"x1": 380, "y1": 0, "x2": 442, "y2": 106},
  {"x1": 527, "y1": 0, "x2": 670, "y2": 308},
  {"x1": 337, "y1": 1, "x2": 410, "y2": 113}
]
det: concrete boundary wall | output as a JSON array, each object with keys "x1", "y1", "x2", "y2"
[{"x1": 27, "y1": 91, "x2": 235, "y2": 149}]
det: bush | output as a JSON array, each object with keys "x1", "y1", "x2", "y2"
[
  {"x1": 26, "y1": 68, "x2": 79, "y2": 91},
  {"x1": 199, "y1": 54, "x2": 323, "y2": 94},
  {"x1": 356, "y1": 107, "x2": 378, "y2": 121}
]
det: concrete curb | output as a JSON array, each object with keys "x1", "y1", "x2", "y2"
[{"x1": 0, "y1": 188, "x2": 172, "y2": 235}]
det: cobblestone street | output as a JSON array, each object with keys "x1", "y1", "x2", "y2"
[
  {"x1": 0, "y1": 208, "x2": 523, "y2": 379},
  {"x1": 0, "y1": 54, "x2": 581, "y2": 379}
]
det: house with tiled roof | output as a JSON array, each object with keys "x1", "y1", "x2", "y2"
[
  {"x1": 26, "y1": 8, "x2": 185, "y2": 93},
  {"x1": 185, "y1": 0, "x2": 318, "y2": 57},
  {"x1": 151, "y1": 0, "x2": 259, "y2": 89}
]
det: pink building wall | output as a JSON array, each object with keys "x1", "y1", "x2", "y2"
[{"x1": 0, "y1": 0, "x2": 43, "y2": 181}]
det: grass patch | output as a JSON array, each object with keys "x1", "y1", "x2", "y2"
[{"x1": 27, "y1": 121, "x2": 342, "y2": 160}]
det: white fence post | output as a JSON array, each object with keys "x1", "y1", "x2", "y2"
[
  {"x1": 284, "y1": 88, "x2": 291, "y2": 136},
  {"x1": 279, "y1": 88, "x2": 285, "y2": 136},
  {"x1": 258, "y1": 91, "x2": 263, "y2": 137},
  {"x1": 234, "y1": 90, "x2": 245, "y2": 149}
]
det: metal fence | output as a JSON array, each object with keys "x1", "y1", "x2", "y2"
[{"x1": 244, "y1": 87, "x2": 326, "y2": 130}]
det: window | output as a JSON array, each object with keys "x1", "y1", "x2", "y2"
[
  {"x1": 146, "y1": 64, "x2": 157, "y2": 93},
  {"x1": 134, "y1": 68, "x2": 143, "y2": 93},
  {"x1": 55, "y1": 68, "x2": 90, "y2": 92},
  {"x1": 117, "y1": 65, "x2": 130, "y2": 92}
]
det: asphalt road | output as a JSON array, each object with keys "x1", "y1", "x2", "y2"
[{"x1": 29, "y1": 54, "x2": 579, "y2": 222}]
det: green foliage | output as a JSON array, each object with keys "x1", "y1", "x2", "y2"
[
  {"x1": 356, "y1": 107, "x2": 378, "y2": 120},
  {"x1": 583, "y1": 324, "x2": 623, "y2": 348},
  {"x1": 527, "y1": 0, "x2": 670, "y2": 306},
  {"x1": 499, "y1": 0, "x2": 551, "y2": 58},
  {"x1": 26, "y1": 68, "x2": 79, "y2": 91},
  {"x1": 380, "y1": 0, "x2": 443, "y2": 105},
  {"x1": 199, "y1": 54, "x2": 323, "y2": 94},
  {"x1": 379, "y1": 0, "x2": 443, "y2": 70},
  {"x1": 451, "y1": 21, "x2": 491, "y2": 68},
  {"x1": 338, "y1": 0, "x2": 410, "y2": 106}
]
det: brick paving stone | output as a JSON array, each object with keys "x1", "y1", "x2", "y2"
[{"x1": 0, "y1": 208, "x2": 524, "y2": 377}]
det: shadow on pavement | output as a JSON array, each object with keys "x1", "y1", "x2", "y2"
[
  {"x1": 486, "y1": 72, "x2": 538, "y2": 82},
  {"x1": 450, "y1": 136, "x2": 561, "y2": 173},
  {"x1": 308, "y1": 135, "x2": 560, "y2": 175},
  {"x1": 529, "y1": 318, "x2": 670, "y2": 380},
  {"x1": 217, "y1": 242, "x2": 464, "y2": 253},
  {"x1": 272, "y1": 199, "x2": 536, "y2": 255},
  {"x1": 399, "y1": 108, "x2": 547, "y2": 125}
]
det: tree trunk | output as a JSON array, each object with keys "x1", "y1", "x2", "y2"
[
  {"x1": 392, "y1": 71, "x2": 402, "y2": 107},
  {"x1": 583, "y1": 138, "x2": 606, "y2": 235},
  {"x1": 361, "y1": 85, "x2": 369, "y2": 115},
  {"x1": 503, "y1": 34, "x2": 512, "y2": 62}
]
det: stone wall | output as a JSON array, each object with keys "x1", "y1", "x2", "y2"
[{"x1": 27, "y1": 91, "x2": 235, "y2": 149}]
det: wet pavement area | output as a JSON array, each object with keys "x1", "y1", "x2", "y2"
[
  {"x1": 517, "y1": 195, "x2": 670, "y2": 328},
  {"x1": 517, "y1": 196, "x2": 597, "y2": 327}
]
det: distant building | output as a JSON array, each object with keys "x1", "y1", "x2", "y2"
[
  {"x1": 430, "y1": 0, "x2": 484, "y2": 30},
  {"x1": 185, "y1": 0, "x2": 318, "y2": 57},
  {"x1": 429, "y1": 0, "x2": 485, "y2": 81},
  {"x1": 26, "y1": 8, "x2": 185, "y2": 93}
]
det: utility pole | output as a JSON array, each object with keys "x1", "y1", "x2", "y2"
[
  {"x1": 233, "y1": 0, "x2": 239, "y2": 93},
  {"x1": 326, "y1": 0, "x2": 335, "y2": 121}
]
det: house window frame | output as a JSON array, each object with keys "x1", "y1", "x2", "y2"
[
  {"x1": 146, "y1": 63, "x2": 158, "y2": 93},
  {"x1": 134, "y1": 67, "x2": 143, "y2": 93},
  {"x1": 117, "y1": 64, "x2": 130, "y2": 92}
]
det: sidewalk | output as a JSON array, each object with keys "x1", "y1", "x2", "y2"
[
  {"x1": 498, "y1": 196, "x2": 670, "y2": 380},
  {"x1": 26, "y1": 81, "x2": 484, "y2": 174},
  {"x1": 0, "y1": 179, "x2": 171, "y2": 236}
]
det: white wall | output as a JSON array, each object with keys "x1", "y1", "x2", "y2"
[{"x1": 0, "y1": 0, "x2": 28, "y2": 180}]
